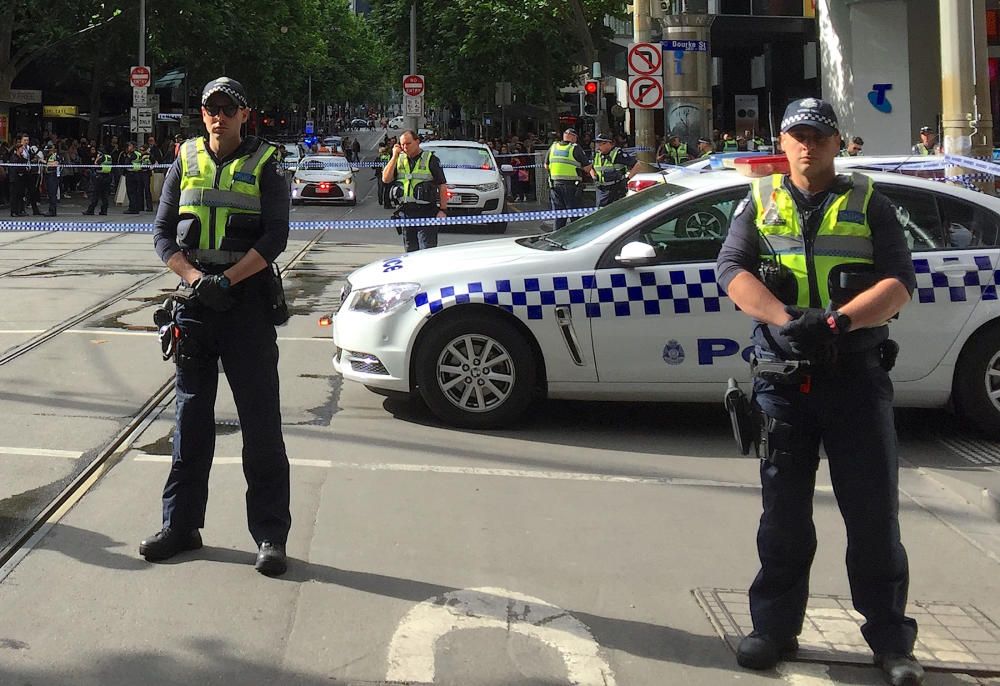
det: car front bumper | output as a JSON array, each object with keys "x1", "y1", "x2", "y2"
[{"x1": 331, "y1": 305, "x2": 424, "y2": 392}]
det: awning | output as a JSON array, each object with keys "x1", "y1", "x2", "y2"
[{"x1": 154, "y1": 69, "x2": 185, "y2": 89}]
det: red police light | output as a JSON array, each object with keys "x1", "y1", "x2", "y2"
[{"x1": 584, "y1": 80, "x2": 599, "y2": 95}]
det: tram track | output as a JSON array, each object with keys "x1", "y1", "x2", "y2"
[
  {"x1": 0, "y1": 228, "x2": 331, "y2": 574},
  {"x1": 0, "y1": 232, "x2": 129, "y2": 279},
  {"x1": 0, "y1": 230, "x2": 58, "y2": 248}
]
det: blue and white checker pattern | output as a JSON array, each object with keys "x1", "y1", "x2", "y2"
[
  {"x1": 413, "y1": 267, "x2": 736, "y2": 320},
  {"x1": 912, "y1": 254, "x2": 999, "y2": 304}
]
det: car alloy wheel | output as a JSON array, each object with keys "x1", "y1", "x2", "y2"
[{"x1": 436, "y1": 333, "x2": 515, "y2": 412}]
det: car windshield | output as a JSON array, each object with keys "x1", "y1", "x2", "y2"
[
  {"x1": 526, "y1": 183, "x2": 691, "y2": 250},
  {"x1": 301, "y1": 157, "x2": 351, "y2": 171},
  {"x1": 426, "y1": 146, "x2": 495, "y2": 171}
]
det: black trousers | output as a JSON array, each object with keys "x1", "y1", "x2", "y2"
[
  {"x1": 125, "y1": 173, "x2": 143, "y2": 211},
  {"x1": 750, "y1": 352, "x2": 917, "y2": 654},
  {"x1": 399, "y1": 205, "x2": 439, "y2": 252},
  {"x1": 24, "y1": 174, "x2": 40, "y2": 214},
  {"x1": 161, "y1": 278, "x2": 290, "y2": 545},
  {"x1": 549, "y1": 182, "x2": 581, "y2": 230},
  {"x1": 595, "y1": 182, "x2": 626, "y2": 208},
  {"x1": 44, "y1": 174, "x2": 59, "y2": 214},
  {"x1": 87, "y1": 174, "x2": 111, "y2": 213},
  {"x1": 9, "y1": 174, "x2": 25, "y2": 215},
  {"x1": 142, "y1": 171, "x2": 153, "y2": 210}
]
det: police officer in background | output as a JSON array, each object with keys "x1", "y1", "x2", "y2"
[
  {"x1": 716, "y1": 98, "x2": 923, "y2": 685},
  {"x1": 123, "y1": 141, "x2": 143, "y2": 214},
  {"x1": 912, "y1": 126, "x2": 940, "y2": 155},
  {"x1": 543, "y1": 127, "x2": 592, "y2": 230},
  {"x1": 42, "y1": 142, "x2": 61, "y2": 216},
  {"x1": 145, "y1": 77, "x2": 291, "y2": 577},
  {"x1": 83, "y1": 146, "x2": 113, "y2": 215},
  {"x1": 590, "y1": 132, "x2": 637, "y2": 207},
  {"x1": 381, "y1": 129, "x2": 448, "y2": 251},
  {"x1": 21, "y1": 135, "x2": 43, "y2": 216},
  {"x1": 696, "y1": 137, "x2": 714, "y2": 159}
]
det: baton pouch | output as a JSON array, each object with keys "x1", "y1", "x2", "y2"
[
  {"x1": 724, "y1": 379, "x2": 758, "y2": 456},
  {"x1": 221, "y1": 213, "x2": 262, "y2": 251},
  {"x1": 176, "y1": 216, "x2": 201, "y2": 249},
  {"x1": 828, "y1": 264, "x2": 879, "y2": 309},
  {"x1": 879, "y1": 339, "x2": 899, "y2": 372},
  {"x1": 267, "y1": 263, "x2": 290, "y2": 326}
]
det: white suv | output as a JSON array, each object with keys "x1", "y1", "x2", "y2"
[{"x1": 423, "y1": 140, "x2": 511, "y2": 233}]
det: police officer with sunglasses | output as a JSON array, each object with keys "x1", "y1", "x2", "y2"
[{"x1": 144, "y1": 77, "x2": 292, "y2": 577}]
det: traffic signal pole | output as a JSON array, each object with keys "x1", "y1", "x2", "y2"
[
  {"x1": 405, "y1": 2, "x2": 420, "y2": 133},
  {"x1": 633, "y1": 0, "x2": 655, "y2": 163}
]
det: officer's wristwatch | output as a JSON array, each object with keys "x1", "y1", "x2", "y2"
[
  {"x1": 218, "y1": 274, "x2": 231, "y2": 289},
  {"x1": 826, "y1": 310, "x2": 851, "y2": 334}
]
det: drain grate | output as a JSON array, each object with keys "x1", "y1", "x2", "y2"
[
  {"x1": 938, "y1": 436, "x2": 1000, "y2": 467},
  {"x1": 695, "y1": 588, "x2": 1000, "y2": 674}
]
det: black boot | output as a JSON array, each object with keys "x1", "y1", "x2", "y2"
[
  {"x1": 139, "y1": 527, "x2": 202, "y2": 561},
  {"x1": 874, "y1": 653, "x2": 924, "y2": 686},
  {"x1": 255, "y1": 541, "x2": 287, "y2": 577},
  {"x1": 736, "y1": 631, "x2": 799, "y2": 670}
]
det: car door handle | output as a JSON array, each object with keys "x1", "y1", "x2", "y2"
[{"x1": 933, "y1": 265, "x2": 976, "y2": 276}]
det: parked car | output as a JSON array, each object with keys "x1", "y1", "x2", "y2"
[
  {"x1": 350, "y1": 117, "x2": 371, "y2": 129},
  {"x1": 291, "y1": 155, "x2": 360, "y2": 206},
  {"x1": 422, "y1": 140, "x2": 511, "y2": 233},
  {"x1": 331, "y1": 168, "x2": 1000, "y2": 432}
]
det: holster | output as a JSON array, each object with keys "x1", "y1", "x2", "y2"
[
  {"x1": 750, "y1": 354, "x2": 812, "y2": 385},
  {"x1": 724, "y1": 379, "x2": 759, "y2": 456},
  {"x1": 266, "y1": 263, "x2": 290, "y2": 326}
]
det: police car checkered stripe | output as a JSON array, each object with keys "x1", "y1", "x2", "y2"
[
  {"x1": 413, "y1": 268, "x2": 736, "y2": 320},
  {"x1": 912, "y1": 255, "x2": 1000, "y2": 304}
]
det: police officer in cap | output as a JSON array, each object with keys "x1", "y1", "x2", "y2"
[
  {"x1": 590, "y1": 132, "x2": 637, "y2": 208},
  {"x1": 42, "y1": 142, "x2": 61, "y2": 217},
  {"x1": 544, "y1": 127, "x2": 592, "y2": 230},
  {"x1": 145, "y1": 76, "x2": 292, "y2": 577},
  {"x1": 912, "y1": 126, "x2": 939, "y2": 155},
  {"x1": 716, "y1": 98, "x2": 923, "y2": 685},
  {"x1": 696, "y1": 137, "x2": 714, "y2": 159},
  {"x1": 83, "y1": 145, "x2": 113, "y2": 215}
]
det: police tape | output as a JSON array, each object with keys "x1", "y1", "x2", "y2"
[
  {"x1": 943, "y1": 154, "x2": 1000, "y2": 177},
  {"x1": 0, "y1": 206, "x2": 597, "y2": 234}
]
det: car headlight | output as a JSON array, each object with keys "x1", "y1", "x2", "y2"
[
  {"x1": 476, "y1": 182, "x2": 500, "y2": 192},
  {"x1": 349, "y1": 283, "x2": 421, "y2": 314}
]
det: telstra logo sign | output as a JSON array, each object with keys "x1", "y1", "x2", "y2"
[{"x1": 868, "y1": 83, "x2": 893, "y2": 113}]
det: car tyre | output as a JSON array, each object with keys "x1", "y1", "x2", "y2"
[
  {"x1": 675, "y1": 206, "x2": 728, "y2": 238},
  {"x1": 954, "y1": 326, "x2": 1000, "y2": 438},
  {"x1": 415, "y1": 314, "x2": 536, "y2": 428}
]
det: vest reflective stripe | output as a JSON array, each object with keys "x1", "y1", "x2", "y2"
[
  {"x1": 178, "y1": 137, "x2": 275, "y2": 250},
  {"x1": 665, "y1": 144, "x2": 687, "y2": 165},
  {"x1": 753, "y1": 173, "x2": 875, "y2": 308},
  {"x1": 593, "y1": 148, "x2": 625, "y2": 184},
  {"x1": 179, "y1": 188, "x2": 262, "y2": 211},
  {"x1": 547, "y1": 142, "x2": 581, "y2": 181},
  {"x1": 397, "y1": 150, "x2": 435, "y2": 204},
  {"x1": 723, "y1": 140, "x2": 739, "y2": 152},
  {"x1": 98, "y1": 154, "x2": 112, "y2": 173},
  {"x1": 130, "y1": 151, "x2": 142, "y2": 171}
]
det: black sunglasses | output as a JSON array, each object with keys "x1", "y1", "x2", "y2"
[{"x1": 204, "y1": 102, "x2": 241, "y2": 117}]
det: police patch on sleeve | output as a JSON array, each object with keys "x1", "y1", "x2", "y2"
[{"x1": 733, "y1": 196, "x2": 751, "y2": 219}]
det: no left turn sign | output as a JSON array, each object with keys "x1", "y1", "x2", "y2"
[
  {"x1": 627, "y1": 42, "x2": 662, "y2": 76},
  {"x1": 628, "y1": 76, "x2": 663, "y2": 109}
]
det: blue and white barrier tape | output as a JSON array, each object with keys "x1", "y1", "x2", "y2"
[
  {"x1": 943, "y1": 154, "x2": 1000, "y2": 177},
  {"x1": 0, "y1": 207, "x2": 596, "y2": 234}
]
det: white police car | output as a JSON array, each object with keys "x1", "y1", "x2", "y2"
[{"x1": 331, "y1": 169, "x2": 1000, "y2": 433}]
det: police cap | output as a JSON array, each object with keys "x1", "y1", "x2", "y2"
[
  {"x1": 780, "y1": 97, "x2": 838, "y2": 136},
  {"x1": 919, "y1": 126, "x2": 934, "y2": 134},
  {"x1": 201, "y1": 77, "x2": 249, "y2": 108},
  {"x1": 697, "y1": 137, "x2": 711, "y2": 145},
  {"x1": 594, "y1": 132, "x2": 613, "y2": 143},
  {"x1": 563, "y1": 127, "x2": 578, "y2": 137}
]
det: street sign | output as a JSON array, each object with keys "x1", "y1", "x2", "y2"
[
  {"x1": 130, "y1": 65, "x2": 151, "y2": 88},
  {"x1": 9, "y1": 89, "x2": 42, "y2": 104},
  {"x1": 402, "y1": 74, "x2": 425, "y2": 97},
  {"x1": 627, "y1": 42, "x2": 663, "y2": 76},
  {"x1": 148, "y1": 94, "x2": 160, "y2": 112},
  {"x1": 133, "y1": 87, "x2": 148, "y2": 107},
  {"x1": 628, "y1": 76, "x2": 664, "y2": 109},
  {"x1": 404, "y1": 94, "x2": 423, "y2": 116},
  {"x1": 495, "y1": 81, "x2": 512, "y2": 107},
  {"x1": 305, "y1": 120, "x2": 315, "y2": 135},
  {"x1": 661, "y1": 39, "x2": 709, "y2": 52},
  {"x1": 130, "y1": 107, "x2": 154, "y2": 133}
]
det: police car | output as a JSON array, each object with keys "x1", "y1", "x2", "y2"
[
  {"x1": 331, "y1": 167, "x2": 1000, "y2": 434},
  {"x1": 291, "y1": 155, "x2": 359, "y2": 205}
]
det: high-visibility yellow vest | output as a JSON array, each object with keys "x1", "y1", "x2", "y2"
[
  {"x1": 723, "y1": 139, "x2": 739, "y2": 152},
  {"x1": 178, "y1": 136, "x2": 276, "y2": 250},
  {"x1": 396, "y1": 150, "x2": 435, "y2": 204},
  {"x1": 97, "y1": 153, "x2": 112, "y2": 174},
  {"x1": 752, "y1": 173, "x2": 875, "y2": 309},
  {"x1": 914, "y1": 143, "x2": 933, "y2": 156},
  {"x1": 128, "y1": 150, "x2": 142, "y2": 172},
  {"x1": 546, "y1": 142, "x2": 581, "y2": 182},
  {"x1": 593, "y1": 147, "x2": 626, "y2": 185},
  {"x1": 664, "y1": 143, "x2": 687, "y2": 165}
]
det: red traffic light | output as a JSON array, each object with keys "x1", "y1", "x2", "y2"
[{"x1": 584, "y1": 80, "x2": 599, "y2": 95}]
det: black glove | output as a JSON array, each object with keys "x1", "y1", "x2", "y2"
[
  {"x1": 193, "y1": 274, "x2": 234, "y2": 311},
  {"x1": 778, "y1": 306, "x2": 837, "y2": 363}
]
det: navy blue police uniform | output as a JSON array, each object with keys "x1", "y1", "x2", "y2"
[
  {"x1": 715, "y1": 98, "x2": 921, "y2": 680},
  {"x1": 546, "y1": 132, "x2": 591, "y2": 230},
  {"x1": 592, "y1": 138, "x2": 635, "y2": 208}
]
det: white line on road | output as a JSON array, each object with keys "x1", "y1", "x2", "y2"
[
  {"x1": 386, "y1": 586, "x2": 617, "y2": 686},
  {"x1": 132, "y1": 453, "x2": 761, "y2": 490},
  {"x1": 0, "y1": 446, "x2": 81, "y2": 459}
]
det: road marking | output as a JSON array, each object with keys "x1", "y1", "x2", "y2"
[
  {"x1": 0, "y1": 446, "x2": 81, "y2": 459},
  {"x1": 386, "y1": 586, "x2": 617, "y2": 686},
  {"x1": 777, "y1": 663, "x2": 836, "y2": 685},
  {"x1": 132, "y1": 454, "x2": 763, "y2": 490}
]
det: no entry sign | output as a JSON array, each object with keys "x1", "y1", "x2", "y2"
[
  {"x1": 130, "y1": 66, "x2": 151, "y2": 88},
  {"x1": 402, "y1": 74, "x2": 425, "y2": 97}
]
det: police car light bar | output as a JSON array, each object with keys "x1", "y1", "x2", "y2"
[{"x1": 733, "y1": 155, "x2": 790, "y2": 178}]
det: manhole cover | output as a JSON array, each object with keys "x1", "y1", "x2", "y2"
[
  {"x1": 938, "y1": 436, "x2": 1000, "y2": 467},
  {"x1": 695, "y1": 588, "x2": 1000, "y2": 675}
]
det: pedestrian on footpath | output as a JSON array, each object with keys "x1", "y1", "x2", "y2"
[
  {"x1": 543, "y1": 127, "x2": 592, "y2": 230},
  {"x1": 143, "y1": 76, "x2": 292, "y2": 577},
  {"x1": 590, "y1": 132, "x2": 637, "y2": 208},
  {"x1": 715, "y1": 97, "x2": 923, "y2": 686},
  {"x1": 83, "y1": 145, "x2": 113, "y2": 215},
  {"x1": 382, "y1": 129, "x2": 448, "y2": 251}
]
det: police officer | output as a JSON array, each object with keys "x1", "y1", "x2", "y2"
[
  {"x1": 21, "y1": 135, "x2": 42, "y2": 216},
  {"x1": 696, "y1": 137, "x2": 714, "y2": 159},
  {"x1": 840, "y1": 136, "x2": 864, "y2": 157},
  {"x1": 123, "y1": 141, "x2": 143, "y2": 214},
  {"x1": 590, "y1": 132, "x2": 636, "y2": 208},
  {"x1": 722, "y1": 132, "x2": 739, "y2": 153},
  {"x1": 912, "y1": 126, "x2": 939, "y2": 155},
  {"x1": 381, "y1": 129, "x2": 448, "y2": 251},
  {"x1": 543, "y1": 127, "x2": 592, "y2": 230},
  {"x1": 83, "y1": 146, "x2": 113, "y2": 215},
  {"x1": 657, "y1": 134, "x2": 689, "y2": 165},
  {"x1": 375, "y1": 143, "x2": 392, "y2": 208},
  {"x1": 42, "y1": 142, "x2": 61, "y2": 216},
  {"x1": 716, "y1": 98, "x2": 923, "y2": 685},
  {"x1": 144, "y1": 77, "x2": 292, "y2": 577}
]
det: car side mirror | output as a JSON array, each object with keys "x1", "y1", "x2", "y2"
[
  {"x1": 500, "y1": 164, "x2": 513, "y2": 173},
  {"x1": 615, "y1": 241, "x2": 657, "y2": 268}
]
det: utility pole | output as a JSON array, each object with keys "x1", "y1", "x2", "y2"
[
  {"x1": 633, "y1": 0, "x2": 654, "y2": 163},
  {"x1": 404, "y1": 2, "x2": 420, "y2": 132},
  {"x1": 941, "y1": 0, "x2": 992, "y2": 193},
  {"x1": 972, "y1": 0, "x2": 995, "y2": 194},
  {"x1": 137, "y1": 0, "x2": 146, "y2": 146}
]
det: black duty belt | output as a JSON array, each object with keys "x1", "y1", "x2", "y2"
[{"x1": 186, "y1": 248, "x2": 246, "y2": 265}]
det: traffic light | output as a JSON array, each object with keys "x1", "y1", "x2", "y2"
[{"x1": 582, "y1": 80, "x2": 600, "y2": 117}]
